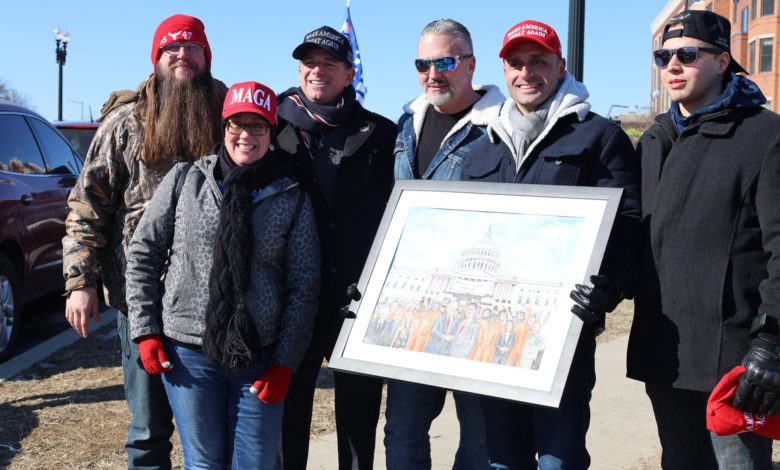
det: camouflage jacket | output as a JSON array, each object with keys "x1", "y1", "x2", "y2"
[
  {"x1": 62, "y1": 77, "x2": 226, "y2": 312},
  {"x1": 62, "y1": 101, "x2": 181, "y2": 312}
]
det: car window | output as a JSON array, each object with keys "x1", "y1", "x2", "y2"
[
  {"x1": 57, "y1": 127, "x2": 97, "y2": 160},
  {"x1": 29, "y1": 118, "x2": 81, "y2": 175},
  {"x1": 0, "y1": 114, "x2": 46, "y2": 174}
]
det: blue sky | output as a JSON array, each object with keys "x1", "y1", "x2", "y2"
[{"x1": 1, "y1": 0, "x2": 668, "y2": 123}]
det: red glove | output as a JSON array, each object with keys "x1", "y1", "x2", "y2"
[
  {"x1": 250, "y1": 364, "x2": 293, "y2": 404},
  {"x1": 137, "y1": 335, "x2": 173, "y2": 375}
]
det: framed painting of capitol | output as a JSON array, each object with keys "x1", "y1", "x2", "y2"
[{"x1": 328, "y1": 180, "x2": 623, "y2": 408}]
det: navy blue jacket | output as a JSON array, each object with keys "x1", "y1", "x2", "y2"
[{"x1": 462, "y1": 111, "x2": 641, "y2": 300}]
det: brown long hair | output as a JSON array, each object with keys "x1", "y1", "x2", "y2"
[{"x1": 138, "y1": 66, "x2": 225, "y2": 168}]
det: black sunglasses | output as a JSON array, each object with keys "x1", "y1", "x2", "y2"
[
  {"x1": 414, "y1": 54, "x2": 473, "y2": 73},
  {"x1": 653, "y1": 46, "x2": 723, "y2": 67}
]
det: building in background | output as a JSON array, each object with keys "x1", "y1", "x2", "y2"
[{"x1": 651, "y1": 0, "x2": 780, "y2": 115}]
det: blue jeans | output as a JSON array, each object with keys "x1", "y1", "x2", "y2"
[
  {"x1": 384, "y1": 381, "x2": 489, "y2": 470},
  {"x1": 480, "y1": 329, "x2": 597, "y2": 470},
  {"x1": 118, "y1": 313, "x2": 174, "y2": 469},
  {"x1": 646, "y1": 382, "x2": 773, "y2": 470},
  {"x1": 162, "y1": 342, "x2": 283, "y2": 470}
]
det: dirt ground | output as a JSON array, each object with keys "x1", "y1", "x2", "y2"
[
  {"x1": 0, "y1": 323, "x2": 334, "y2": 469},
  {"x1": 1, "y1": 302, "x2": 778, "y2": 468}
]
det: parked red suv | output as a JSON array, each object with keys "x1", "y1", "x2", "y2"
[{"x1": 0, "y1": 102, "x2": 84, "y2": 361}]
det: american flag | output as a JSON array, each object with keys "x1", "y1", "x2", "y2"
[{"x1": 340, "y1": 1, "x2": 366, "y2": 103}]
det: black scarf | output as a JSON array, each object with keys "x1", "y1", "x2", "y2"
[
  {"x1": 201, "y1": 143, "x2": 291, "y2": 372},
  {"x1": 277, "y1": 85, "x2": 357, "y2": 133}
]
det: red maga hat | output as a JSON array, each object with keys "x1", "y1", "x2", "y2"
[
  {"x1": 499, "y1": 20, "x2": 562, "y2": 59},
  {"x1": 222, "y1": 81, "x2": 277, "y2": 127},
  {"x1": 706, "y1": 366, "x2": 780, "y2": 440}
]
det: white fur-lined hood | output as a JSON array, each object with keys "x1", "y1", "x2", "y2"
[{"x1": 402, "y1": 85, "x2": 505, "y2": 142}]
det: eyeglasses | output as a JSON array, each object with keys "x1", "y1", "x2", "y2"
[
  {"x1": 160, "y1": 42, "x2": 205, "y2": 56},
  {"x1": 653, "y1": 47, "x2": 722, "y2": 67},
  {"x1": 414, "y1": 54, "x2": 473, "y2": 73},
  {"x1": 226, "y1": 120, "x2": 270, "y2": 136}
]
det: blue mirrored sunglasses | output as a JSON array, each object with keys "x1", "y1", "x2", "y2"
[{"x1": 414, "y1": 54, "x2": 473, "y2": 73}]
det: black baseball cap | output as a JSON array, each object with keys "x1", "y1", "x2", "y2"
[
  {"x1": 663, "y1": 10, "x2": 747, "y2": 74},
  {"x1": 292, "y1": 26, "x2": 354, "y2": 67}
]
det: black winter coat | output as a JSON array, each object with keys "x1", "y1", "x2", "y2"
[
  {"x1": 275, "y1": 103, "x2": 396, "y2": 343},
  {"x1": 627, "y1": 107, "x2": 780, "y2": 392},
  {"x1": 463, "y1": 112, "x2": 642, "y2": 301}
]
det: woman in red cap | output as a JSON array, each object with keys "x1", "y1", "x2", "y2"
[{"x1": 124, "y1": 81, "x2": 320, "y2": 469}]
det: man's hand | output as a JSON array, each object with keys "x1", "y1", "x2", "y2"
[
  {"x1": 137, "y1": 335, "x2": 173, "y2": 375},
  {"x1": 65, "y1": 287, "x2": 100, "y2": 338},
  {"x1": 250, "y1": 364, "x2": 293, "y2": 404},
  {"x1": 733, "y1": 334, "x2": 780, "y2": 416},
  {"x1": 570, "y1": 275, "x2": 623, "y2": 325}
]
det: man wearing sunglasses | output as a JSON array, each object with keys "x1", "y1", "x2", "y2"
[
  {"x1": 462, "y1": 19, "x2": 640, "y2": 469},
  {"x1": 386, "y1": 18, "x2": 504, "y2": 470},
  {"x1": 627, "y1": 9, "x2": 780, "y2": 469},
  {"x1": 62, "y1": 14, "x2": 227, "y2": 469},
  {"x1": 274, "y1": 25, "x2": 396, "y2": 470}
]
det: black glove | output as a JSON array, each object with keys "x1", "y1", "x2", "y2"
[
  {"x1": 733, "y1": 333, "x2": 780, "y2": 416},
  {"x1": 569, "y1": 275, "x2": 623, "y2": 325},
  {"x1": 339, "y1": 283, "x2": 362, "y2": 319}
]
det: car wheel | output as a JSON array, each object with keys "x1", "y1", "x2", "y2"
[{"x1": 0, "y1": 254, "x2": 21, "y2": 362}]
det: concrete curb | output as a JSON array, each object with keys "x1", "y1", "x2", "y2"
[{"x1": 0, "y1": 309, "x2": 118, "y2": 382}]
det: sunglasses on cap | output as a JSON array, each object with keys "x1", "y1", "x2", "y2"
[
  {"x1": 414, "y1": 54, "x2": 473, "y2": 73},
  {"x1": 653, "y1": 46, "x2": 722, "y2": 67}
]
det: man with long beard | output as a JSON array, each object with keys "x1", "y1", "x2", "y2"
[{"x1": 62, "y1": 14, "x2": 226, "y2": 469}]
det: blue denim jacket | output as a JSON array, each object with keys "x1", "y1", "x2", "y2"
[{"x1": 394, "y1": 85, "x2": 505, "y2": 181}]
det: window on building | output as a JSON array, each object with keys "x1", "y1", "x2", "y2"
[
  {"x1": 760, "y1": 37, "x2": 773, "y2": 72},
  {"x1": 743, "y1": 7, "x2": 750, "y2": 32},
  {"x1": 707, "y1": 2, "x2": 713, "y2": 10},
  {"x1": 752, "y1": 0, "x2": 758, "y2": 19},
  {"x1": 749, "y1": 40, "x2": 756, "y2": 74},
  {"x1": 762, "y1": 0, "x2": 775, "y2": 15},
  {"x1": 734, "y1": 0, "x2": 740, "y2": 22}
]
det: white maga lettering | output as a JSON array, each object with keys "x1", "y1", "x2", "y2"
[
  {"x1": 254, "y1": 89, "x2": 272, "y2": 110},
  {"x1": 230, "y1": 87, "x2": 271, "y2": 110}
]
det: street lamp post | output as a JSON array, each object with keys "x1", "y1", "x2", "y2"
[
  {"x1": 567, "y1": 0, "x2": 586, "y2": 82},
  {"x1": 53, "y1": 26, "x2": 70, "y2": 122}
]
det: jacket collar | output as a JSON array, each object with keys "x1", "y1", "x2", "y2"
[
  {"x1": 403, "y1": 85, "x2": 505, "y2": 143},
  {"x1": 669, "y1": 73, "x2": 766, "y2": 134},
  {"x1": 487, "y1": 73, "x2": 591, "y2": 166},
  {"x1": 195, "y1": 154, "x2": 297, "y2": 203}
]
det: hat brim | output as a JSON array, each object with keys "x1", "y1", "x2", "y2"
[
  {"x1": 730, "y1": 57, "x2": 748, "y2": 75},
  {"x1": 221, "y1": 105, "x2": 276, "y2": 128},
  {"x1": 292, "y1": 43, "x2": 348, "y2": 63},
  {"x1": 499, "y1": 37, "x2": 561, "y2": 59}
]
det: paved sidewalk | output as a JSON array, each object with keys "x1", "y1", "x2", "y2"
[{"x1": 307, "y1": 334, "x2": 660, "y2": 469}]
